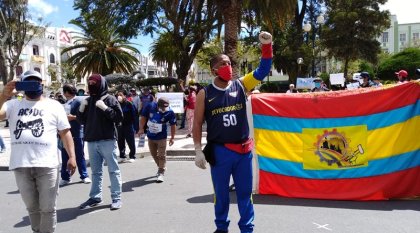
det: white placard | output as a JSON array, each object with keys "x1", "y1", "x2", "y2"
[
  {"x1": 329, "y1": 73, "x2": 345, "y2": 86},
  {"x1": 156, "y1": 92, "x2": 184, "y2": 113},
  {"x1": 346, "y1": 82, "x2": 360, "y2": 90},
  {"x1": 296, "y1": 77, "x2": 315, "y2": 89}
]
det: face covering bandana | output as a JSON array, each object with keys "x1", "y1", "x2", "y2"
[
  {"x1": 217, "y1": 65, "x2": 232, "y2": 81},
  {"x1": 24, "y1": 83, "x2": 43, "y2": 99},
  {"x1": 158, "y1": 107, "x2": 168, "y2": 113},
  {"x1": 117, "y1": 96, "x2": 123, "y2": 103},
  {"x1": 88, "y1": 74, "x2": 102, "y2": 96}
]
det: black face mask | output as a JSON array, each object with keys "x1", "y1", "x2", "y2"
[
  {"x1": 88, "y1": 84, "x2": 100, "y2": 95},
  {"x1": 25, "y1": 85, "x2": 43, "y2": 99}
]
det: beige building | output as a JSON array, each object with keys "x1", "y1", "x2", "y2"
[{"x1": 379, "y1": 15, "x2": 420, "y2": 53}]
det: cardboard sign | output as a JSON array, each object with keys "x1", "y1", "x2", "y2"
[{"x1": 156, "y1": 92, "x2": 184, "y2": 113}]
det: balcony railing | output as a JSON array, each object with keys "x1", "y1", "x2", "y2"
[{"x1": 31, "y1": 55, "x2": 44, "y2": 63}]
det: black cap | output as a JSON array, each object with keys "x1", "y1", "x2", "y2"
[{"x1": 360, "y1": 72, "x2": 370, "y2": 79}]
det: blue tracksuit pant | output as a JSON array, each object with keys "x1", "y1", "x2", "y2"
[{"x1": 211, "y1": 144, "x2": 254, "y2": 233}]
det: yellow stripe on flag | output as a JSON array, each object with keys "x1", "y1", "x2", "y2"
[
  {"x1": 368, "y1": 116, "x2": 420, "y2": 160},
  {"x1": 255, "y1": 129, "x2": 303, "y2": 162},
  {"x1": 255, "y1": 116, "x2": 420, "y2": 163}
]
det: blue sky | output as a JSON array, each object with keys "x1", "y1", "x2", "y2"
[
  {"x1": 27, "y1": 0, "x2": 153, "y2": 55},
  {"x1": 27, "y1": 0, "x2": 419, "y2": 55}
]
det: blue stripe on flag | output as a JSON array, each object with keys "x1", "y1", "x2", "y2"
[
  {"x1": 253, "y1": 101, "x2": 420, "y2": 133},
  {"x1": 258, "y1": 150, "x2": 420, "y2": 179}
]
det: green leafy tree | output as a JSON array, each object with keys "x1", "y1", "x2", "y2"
[
  {"x1": 149, "y1": 32, "x2": 179, "y2": 78},
  {"x1": 74, "y1": 0, "x2": 221, "y2": 83},
  {"x1": 216, "y1": 0, "x2": 295, "y2": 75},
  {"x1": 270, "y1": 0, "x2": 312, "y2": 85},
  {"x1": 61, "y1": 14, "x2": 139, "y2": 77},
  {"x1": 0, "y1": 0, "x2": 45, "y2": 83},
  {"x1": 377, "y1": 47, "x2": 420, "y2": 81},
  {"x1": 196, "y1": 37, "x2": 224, "y2": 70},
  {"x1": 322, "y1": 0, "x2": 390, "y2": 79}
]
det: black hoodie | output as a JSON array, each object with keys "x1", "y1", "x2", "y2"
[{"x1": 77, "y1": 75, "x2": 123, "y2": 141}]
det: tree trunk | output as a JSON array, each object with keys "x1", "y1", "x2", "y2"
[
  {"x1": 167, "y1": 62, "x2": 173, "y2": 78},
  {"x1": 220, "y1": 0, "x2": 241, "y2": 78},
  {"x1": 0, "y1": 51, "x2": 8, "y2": 84},
  {"x1": 344, "y1": 57, "x2": 349, "y2": 81}
]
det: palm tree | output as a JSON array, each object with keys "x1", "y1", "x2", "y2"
[
  {"x1": 215, "y1": 0, "x2": 296, "y2": 75},
  {"x1": 149, "y1": 32, "x2": 180, "y2": 78},
  {"x1": 61, "y1": 16, "x2": 139, "y2": 77}
]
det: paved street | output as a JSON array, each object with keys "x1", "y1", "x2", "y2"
[{"x1": 0, "y1": 121, "x2": 419, "y2": 233}]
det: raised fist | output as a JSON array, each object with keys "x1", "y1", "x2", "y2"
[{"x1": 259, "y1": 31, "x2": 272, "y2": 44}]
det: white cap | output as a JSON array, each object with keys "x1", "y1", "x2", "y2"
[{"x1": 21, "y1": 70, "x2": 42, "y2": 81}]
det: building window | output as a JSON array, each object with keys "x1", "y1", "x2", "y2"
[
  {"x1": 34, "y1": 67, "x2": 41, "y2": 73},
  {"x1": 382, "y1": 32, "x2": 389, "y2": 43},
  {"x1": 16, "y1": 66, "x2": 23, "y2": 76},
  {"x1": 399, "y1": 33, "x2": 406, "y2": 42},
  {"x1": 50, "y1": 53, "x2": 55, "y2": 64},
  {"x1": 413, "y1": 33, "x2": 419, "y2": 41},
  {"x1": 33, "y1": 45, "x2": 39, "y2": 55}
]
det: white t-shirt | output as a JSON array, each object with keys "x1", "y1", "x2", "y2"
[{"x1": 4, "y1": 98, "x2": 70, "y2": 170}]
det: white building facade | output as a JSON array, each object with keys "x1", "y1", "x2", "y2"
[
  {"x1": 15, "y1": 27, "x2": 74, "y2": 86},
  {"x1": 379, "y1": 15, "x2": 420, "y2": 54}
]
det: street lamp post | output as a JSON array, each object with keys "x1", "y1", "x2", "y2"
[
  {"x1": 297, "y1": 57, "x2": 304, "y2": 77},
  {"x1": 303, "y1": 15, "x2": 324, "y2": 78}
]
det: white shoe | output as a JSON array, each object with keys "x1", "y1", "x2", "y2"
[
  {"x1": 156, "y1": 173, "x2": 164, "y2": 183},
  {"x1": 82, "y1": 178, "x2": 92, "y2": 184},
  {"x1": 119, "y1": 158, "x2": 127, "y2": 163},
  {"x1": 127, "y1": 159, "x2": 135, "y2": 163},
  {"x1": 59, "y1": 179, "x2": 70, "y2": 186}
]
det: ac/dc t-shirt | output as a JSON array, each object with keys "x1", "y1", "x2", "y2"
[{"x1": 3, "y1": 98, "x2": 70, "y2": 170}]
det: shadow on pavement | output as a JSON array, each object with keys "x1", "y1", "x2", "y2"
[
  {"x1": 122, "y1": 176, "x2": 156, "y2": 192},
  {"x1": 13, "y1": 205, "x2": 110, "y2": 228},
  {"x1": 252, "y1": 194, "x2": 420, "y2": 211},
  {"x1": 187, "y1": 193, "x2": 420, "y2": 211},
  {"x1": 58, "y1": 205, "x2": 110, "y2": 223},
  {"x1": 7, "y1": 190, "x2": 19, "y2": 194}
]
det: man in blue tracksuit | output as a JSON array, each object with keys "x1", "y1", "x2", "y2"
[
  {"x1": 60, "y1": 84, "x2": 91, "y2": 186},
  {"x1": 193, "y1": 31, "x2": 273, "y2": 233}
]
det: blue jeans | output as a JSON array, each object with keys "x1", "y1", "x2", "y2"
[
  {"x1": 61, "y1": 137, "x2": 89, "y2": 181},
  {"x1": 211, "y1": 145, "x2": 254, "y2": 233},
  {"x1": 87, "y1": 140, "x2": 122, "y2": 201},
  {"x1": 14, "y1": 167, "x2": 59, "y2": 233},
  {"x1": 0, "y1": 135, "x2": 5, "y2": 150}
]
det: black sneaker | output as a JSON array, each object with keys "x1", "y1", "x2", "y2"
[{"x1": 79, "y1": 198, "x2": 103, "y2": 209}]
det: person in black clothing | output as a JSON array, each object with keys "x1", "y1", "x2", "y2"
[
  {"x1": 116, "y1": 91, "x2": 139, "y2": 163},
  {"x1": 77, "y1": 74, "x2": 124, "y2": 210}
]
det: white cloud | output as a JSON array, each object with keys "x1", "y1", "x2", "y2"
[
  {"x1": 28, "y1": 0, "x2": 59, "y2": 16},
  {"x1": 381, "y1": 0, "x2": 420, "y2": 24}
]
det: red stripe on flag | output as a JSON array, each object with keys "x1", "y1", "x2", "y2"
[
  {"x1": 252, "y1": 82, "x2": 420, "y2": 118},
  {"x1": 259, "y1": 167, "x2": 420, "y2": 200}
]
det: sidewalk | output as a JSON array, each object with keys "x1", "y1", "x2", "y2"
[{"x1": 0, "y1": 120, "x2": 206, "y2": 170}]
